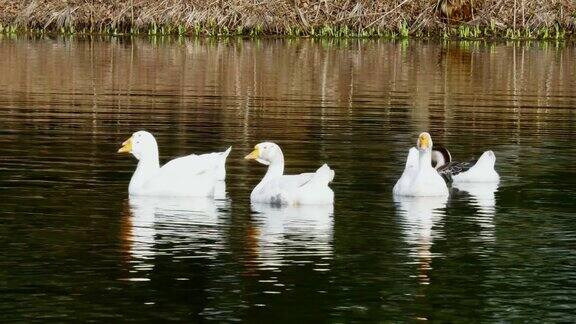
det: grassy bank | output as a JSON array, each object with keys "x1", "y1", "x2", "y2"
[{"x1": 0, "y1": 1, "x2": 574, "y2": 39}]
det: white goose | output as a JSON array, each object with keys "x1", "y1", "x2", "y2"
[
  {"x1": 433, "y1": 146, "x2": 500, "y2": 183},
  {"x1": 394, "y1": 132, "x2": 449, "y2": 197},
  {"x1": 118, "y1": 130, "x2": 231, "y2": 197},
  {"x1": 244, "y1": 142, "x2": 335, "y2": 205}
]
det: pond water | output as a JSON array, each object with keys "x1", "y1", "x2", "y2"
[{"x1": 1, "y1": 36, "x2": 575, "y2": 322}]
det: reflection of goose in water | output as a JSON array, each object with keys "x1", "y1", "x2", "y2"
[
  {"x1": 394, "y1": 195, "x2": 447, "y2": 285},
  {"x1": 453, "y1": 181, "x2": 499, "y2": 241},
  {"x1": 121, "y1": 195, "x2": 229, "y2": 279},
  {"x1": 249, "y1": 204, "x2": 334, "y2": 270}
]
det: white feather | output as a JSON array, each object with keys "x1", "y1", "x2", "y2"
[
  {"x1": 452, "y1": 150, "x2": 500, "y2": 183},
  {"x1": 393, "y1": 133, "x2": 449, "y2": 197},
  {"x1": 248, "y1": 143, "x2": 334, "y2": 205},
  {"x1": 121, "y1": 131, "x2": 231, "y2": 197}
]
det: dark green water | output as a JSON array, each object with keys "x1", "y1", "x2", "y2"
[{"x1": 1, "y1": 36, "x2": 575, "y2": 322}]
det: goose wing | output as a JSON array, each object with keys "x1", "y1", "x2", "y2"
[
  {"x1": 437, "y1": 159, "x2": 478, "y2": 182},
  {"x1": 276, "y1": 164, "x2": 334, "y2": 191},
  {"x1": 143, "y1": 154, "x2": 218, "y2": 195},
  {"x1": 274, "y1": 173, "x2": 316, "y2": 190}
]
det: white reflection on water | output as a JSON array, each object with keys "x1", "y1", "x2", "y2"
[
  {"x1": 122, "y1": 190, "x2": 230, "y2": 280},
  {"x1": 453, "y1": 182, "x2": 499, "y2": 242},
  {"x1": 394, "y1": 195, "x2": 447, "y2": 285},
  {"x1": 249, "y1": 204, "x2": 334, "y2": 270}
]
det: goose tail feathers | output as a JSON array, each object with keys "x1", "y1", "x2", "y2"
[
  {"x1": 312, "y1": 164, "x2": 335, "y2": 185},
  {"x1": 216, "y1": 146, "x2": 232, "y2": 181}
]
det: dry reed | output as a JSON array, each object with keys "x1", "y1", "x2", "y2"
[{"x1": 0, "y1": 0, "x2": 574, "y2": 38}]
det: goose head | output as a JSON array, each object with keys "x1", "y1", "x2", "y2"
[
  {"x1": 244, "y1": 142, "x2": 283, "y2": 166},
  {"x1": 417, "y1": 132, "x2": 433, "y2": 152},
  {"x1": 118, "y1": 130, "x2": 159, "y2": 160}
]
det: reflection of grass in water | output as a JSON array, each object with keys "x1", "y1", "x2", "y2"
[
  {"x1": 0, "y1": 1, "x2": 573, "y2": 39},
  {"x1": 0, "y1": 36, "x2": 573, "y2": 153}
]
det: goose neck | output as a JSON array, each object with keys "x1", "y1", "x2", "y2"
[
  {"x1": 418, "y1": 148, "x2": 432, "y2": 171},
  {"x1": 129, "y1": 149, "x2": 160, "y2": 193},
  {"x1": 263, "y1": 158, "x2": 284, "y2": 181}
]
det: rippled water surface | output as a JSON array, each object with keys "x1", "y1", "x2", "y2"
[{"x1": 1, "y1": 36, "x2": 575, "y2": 322}]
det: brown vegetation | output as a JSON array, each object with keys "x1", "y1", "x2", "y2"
[
  {"x1": 436, "y1": 0, "x2": 476, "y2": 23},
  {"x1": 0, "y1": 0, "x2": 574, "y2": 38}
]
